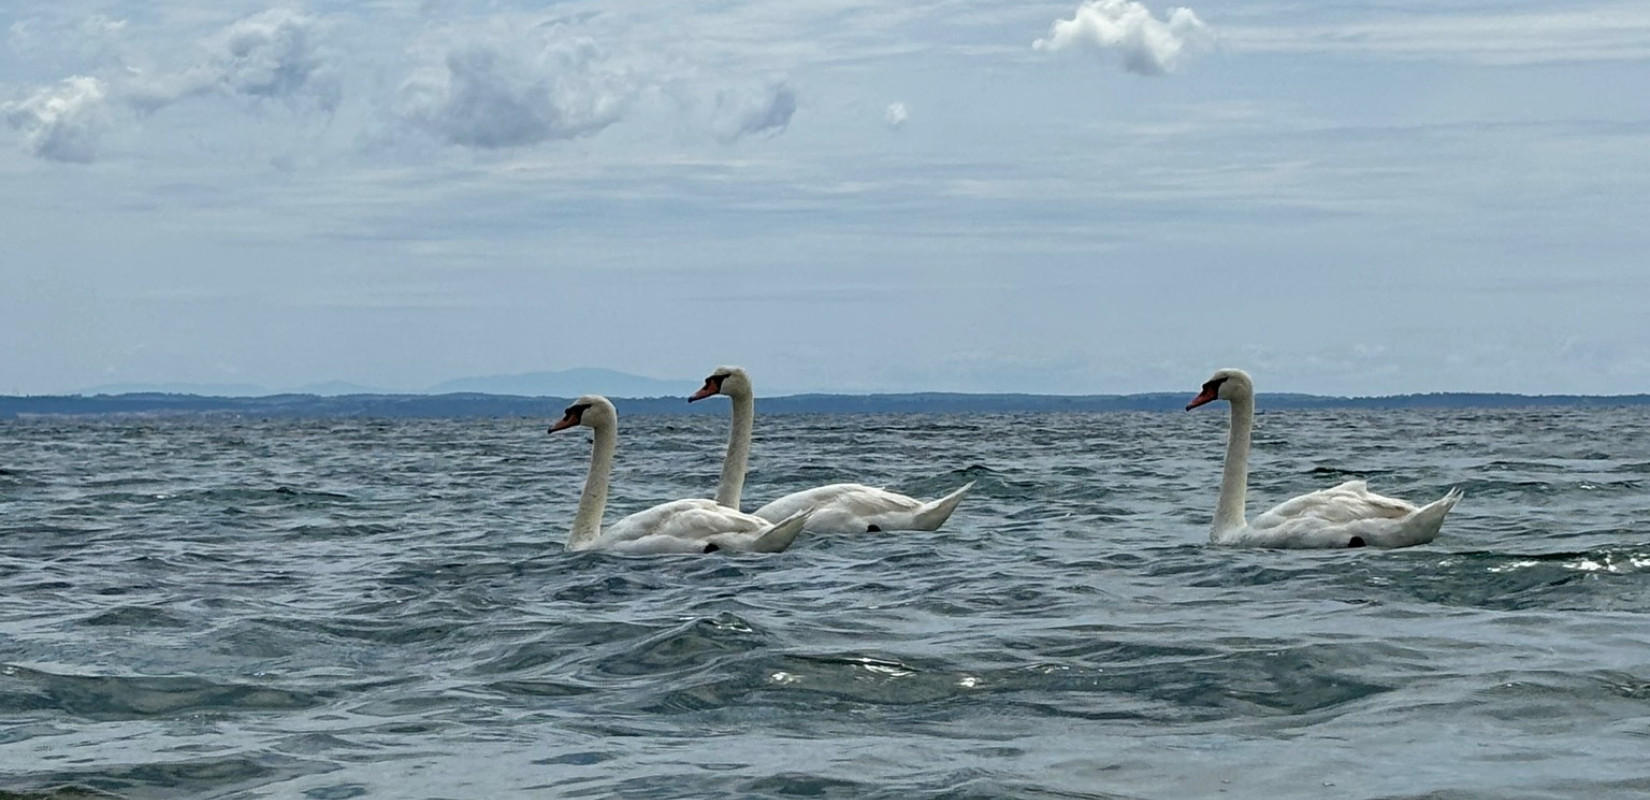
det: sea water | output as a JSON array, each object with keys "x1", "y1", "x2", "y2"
[{"x1": 2, "y1": 408, "x2": 1648, "y2": 799}]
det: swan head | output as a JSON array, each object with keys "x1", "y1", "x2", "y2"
[
  {"x1": 688, "y1": 365, "x2": 751, "y2": 402},
  {"x1": 548, "y1": 394, "x2": 617, "y2": 433},
  {"x1": 1186, "y1": 368, "x2": 1254, "y2": 410}
]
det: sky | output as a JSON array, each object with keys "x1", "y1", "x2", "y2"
[{"x1": 2, "y1": 0, "x2": 1648, "y2": 397}]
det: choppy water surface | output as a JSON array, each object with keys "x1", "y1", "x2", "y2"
[{"x1": 2, "y1": 407, "x2": 1649, "y2": 799}]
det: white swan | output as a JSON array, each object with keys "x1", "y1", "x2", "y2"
[
  {"x1": 548, "y1": 395, "x2": 808, "y2": 554},
  {"x1": 1187, "y1": 368, "x2": 1462, "y2": 549},
  {"x1": 688, "y1": 366, "x2": 974, "y2": 534}
]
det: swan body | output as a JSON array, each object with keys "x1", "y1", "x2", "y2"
[
  {"x1": 689, "y1": 366, "x2": 974, "y2": 534},
  {"x1": 1187, "y1": 368, "x2": 1461, "y2": 549},
  {"x1": 596, "y1": 498, "x2": 805, "y2": 554},
  {"x1": 749, "y1": 481, "x2": 976, "y2": 535},
  {"x1": 1218, "y1": 479, "x2": 1463, "y2": 549},
  {"x1": 549, "y1": 395, "x2": 808, "y2": 554}
]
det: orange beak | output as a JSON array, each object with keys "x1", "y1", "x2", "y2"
[
  {"x1": 688, "y1": 379, "x2": 718, "y2": 403},
  {"x1": 548, "y1": 413, "x2": 579, "y2": 433},
  {"x1": 1186, "y1": 388, "x2": 1218, "y2": 411}
]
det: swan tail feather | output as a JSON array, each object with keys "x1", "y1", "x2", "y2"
[
  {"x1": 1388, "y1": 487, "x2": 1463, "y2": 547},
  {"x1": 910, "y1": 481, "x2": 975, "y2": 531},
  {"x1": 750, "y1": 510, "x2": 809, "y2": 553}
]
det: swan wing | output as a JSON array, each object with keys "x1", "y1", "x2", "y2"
[
  {"x1": 598, "y1": 510, "x2": 811, "y2": 555},
  {"x1": 604, "y1": 498, "x2": 771, "y2": 543},
  {"x1": 1231, "y1": 482, "x2": 1461, "y2": 549},
  {"x1": 753, "y1": 483, "x2": 921, "y2": 522},
  {"x1": 752, "y1": 481, "x2": 972, "y2": 534},
  {"x1": 1252, "y1": 480, "x2": 1418, "y2": 528},
  {"x1": 599, "y1": 533, "x2": 724, "y2": 555},
  {"x1": 704, "y1": 510, "x2": 810, "y2": 553}
]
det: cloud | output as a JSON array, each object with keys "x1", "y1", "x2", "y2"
[
  {"x1": 714, "y1": 81, "x2": 797, "y2": 142},
  {"x1": 1218, "y1": 6, "x2": 1650, "y2": 65},
  {"x1": 82, "y1": 14, "x2": 127, "y2": 39},
  {"x1": 400, "y1": 27, "x2": 633, "y2": 149},
  {"x1": 2, "y1": 76, "x2": 110, "y2": 162},
  {"x1": 203, "y1": 8, "x2": 339, "y2": 108},
  {"x1": 1034, "y1": 0, "x2": 1213, "y2": 76},
  {"x1": 124, "y1": 9, "x2": 339, "y2": 113},
  {"x1": 5, "y1": 9, "x2": 340, "y2": 162},
  {"x1": 884, "y1": 101, "x2": 909, "y2": 130},
  {"x1": 6, "y1": 13, "x2": 130, "y2": 67}
]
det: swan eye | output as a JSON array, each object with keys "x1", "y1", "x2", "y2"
[
  {"x1": 1204, "y1": 377, "x2": 1228, "y2": 394},
  {"x1": 564, "y1": 403, "x2": 591, "y2": 420}
]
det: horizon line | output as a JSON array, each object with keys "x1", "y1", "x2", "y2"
[{"x1": 8, "y1": 388, "x2": 1650, "y2": 401}]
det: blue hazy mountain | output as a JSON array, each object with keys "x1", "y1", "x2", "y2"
[{"x1": 426, "y1": 368, "x2": 691, "y2": 398}]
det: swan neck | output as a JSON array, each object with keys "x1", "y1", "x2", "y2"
[
  {"x1": 569, "y1": 422, "x2": 615, "y2": 550},
  {"x1": 716, "y1": 391, "x2": 753, "y2": 509},
  {"x1": 1214, "y1": 396, "x2": 1253, "y2": 535}
]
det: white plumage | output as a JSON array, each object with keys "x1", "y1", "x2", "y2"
[
  {"x1": 549, "y1": 395, "x2": 807, "y2": 554},
  {"x1": 749, "y1": 481, "x2": 975, "y2": 535},
  {"x1": 689, "y1": 366, "x2": 973, "y2": 534},
  {"x1": 1188, "y1": 368, "x2": 1462, "y2": 549}
]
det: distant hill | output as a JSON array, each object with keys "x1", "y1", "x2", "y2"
[
  {"x1": 425, "y1": 368, "x2": 690, "y2": 398},
  {"x1": 4, "y1": 390, "x2": 1649, "y2": 419}
]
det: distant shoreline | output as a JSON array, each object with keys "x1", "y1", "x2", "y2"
[{"x1": 4, "y1": 391, "x2": 1649, "y2": 419}]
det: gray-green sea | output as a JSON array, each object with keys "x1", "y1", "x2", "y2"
[{"x1": 2, "y1": 407, "x2": 1648, "y2": 798}]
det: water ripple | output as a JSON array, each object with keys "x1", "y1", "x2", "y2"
[{"x1": 3, "y1": 409, "x2": 1649, "y2": 798}]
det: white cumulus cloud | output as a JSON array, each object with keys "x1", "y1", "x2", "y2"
[
  {"x1": 127, "y1": 9, "x2": 339, "y2": 113},
  {"x1": 400, "y1": 28, "x2": 633, "y2": 149},
  {"x1": 1035, "y1": 0, "x2": 1214, "y2": 76},
  {"x1": 885, "y1": 101, "x2": 909, "y2": 130},
  {"x1": 5, "y1": 9, "x2": 340, "y2": 161},
  {"x1": 2, "y1": 76, "x2": 111, "y2": 163},
  {"x1": 714, "y1": 81, "x2": 797, "y2": 143}
]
